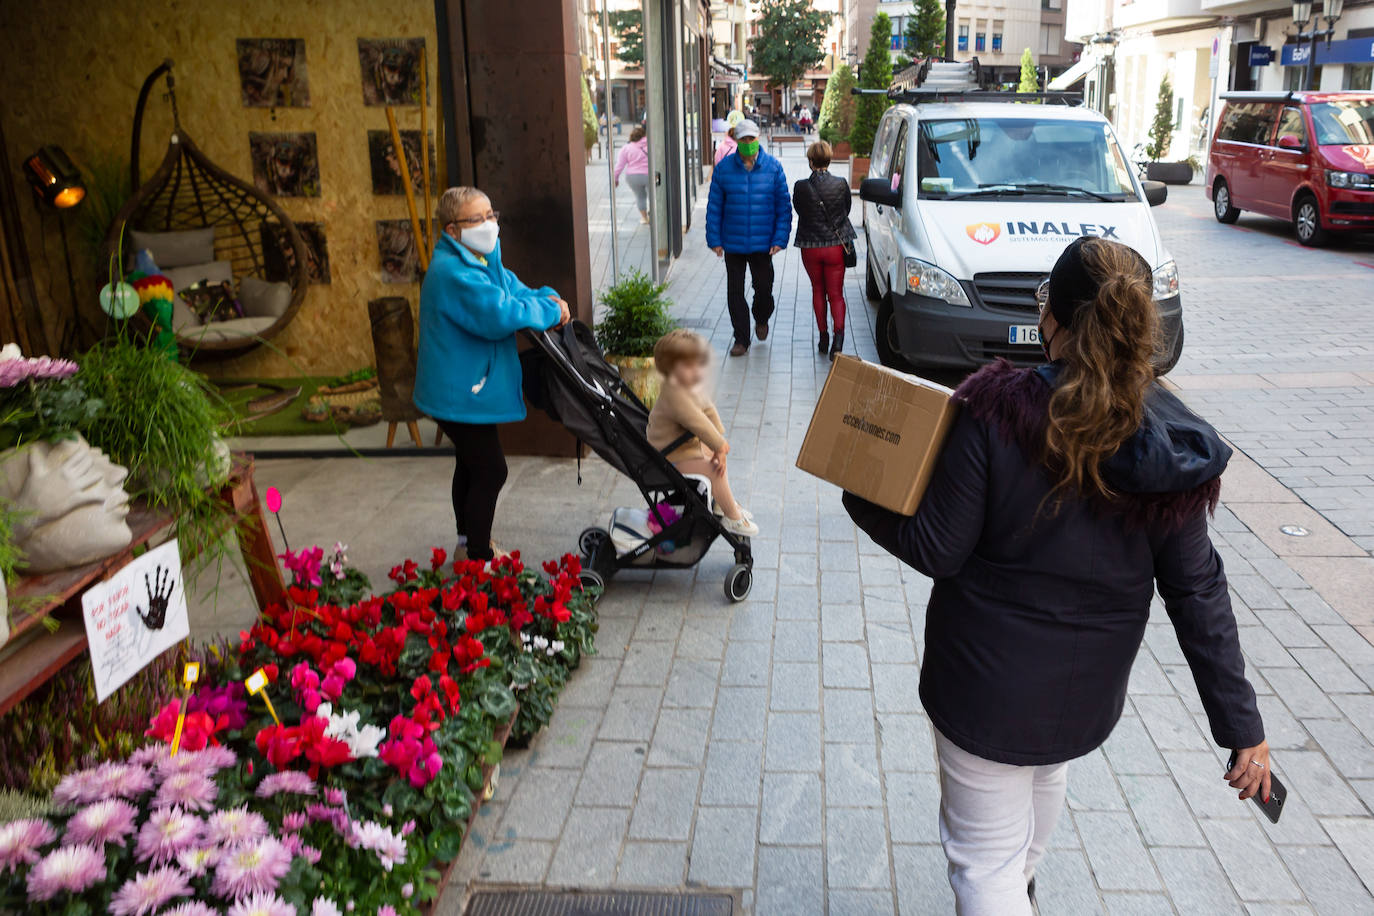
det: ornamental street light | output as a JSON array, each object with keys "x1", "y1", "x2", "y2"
[{"x1": 1294, "y1": 0, "x2": 1345, "y2": 90}]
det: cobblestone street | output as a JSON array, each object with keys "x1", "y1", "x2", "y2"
[{"x1": 211, "y1": 149, "x2": 1374, "y2": 914}]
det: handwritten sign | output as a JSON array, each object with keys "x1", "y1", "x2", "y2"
[{"x1": 81, "y1": 539, "x2": 190, "y2": 702}]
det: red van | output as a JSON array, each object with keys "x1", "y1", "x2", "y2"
[{"x1": 1205, "y1": 91, "x2": 1374, "y2": 246}]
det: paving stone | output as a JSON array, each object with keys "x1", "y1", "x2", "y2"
[
  {"x1": 688, "y1": 806, "x2": 757, "y2": 887},
  {"x1": 599, "y1": 686, "x2": 666, "y2": 741},
  {"x1": 866, "y1": 621, "x2": 917, "y2": 664},
  {"x1": 822, "y1": 642, "x2": 871, "y2": 689},
  {"x1": 820, "y1": 570, "x2": 861, "y2": 605},
  {"x1": 1033, "y1": 848, "x2": 1106, "y2": 915},
  {"x1": 1102, "y1": 714, "x2": 1167, "y2": 776},
  {"x1": 775, "y1": 585, "x2": 820, "y2": 620},
  {"x1": 1150, "y1": 846, "x2": 1244, "y2": 914},
  {"x1": 1103, "y1": 892, "x2": 1176, "y2": 915},
  {"x1": 576, "y1": 742, "x2": 646, "y2": 807},
  {"x1": 616, "y1": 840, "x2": 687, "y2": 887},
  {"x1": 829, "y1": 889, "x2": 896, "y2": 915},
  {"x1": 664, "y1": 658, "x2": 721, "y2": 709},
  {"x1": 629, "y1": 768, "x2": 701, "y2": 840},
  {"x1": 700, "y1": 741, "x2": 763, "y2": 806},
  {"x1": 1320, "y1": 817, "x2": 1374, "y2": 893},
  {"x1": 1331, "y1": 693, "x2": 1374, "y2": 745},
  {"x1": 1302, "y1": 717, "x2": 1374, "y2": 780},
  {"x1": 770, "y1": 662, "x2": 820, "y2": 712},
  {"x1": 1289, "y1": 647, "x2": 1368, "y2": 694},
  {"x1": 825, "y1": 742, "x2": 884, "y2": 808},
  {"x1": 765, "y1": 712, "x2": 822, "y2": 773},
  {"x1": 755, "y1": 845, "x2": 824, "y2": 916},
  {"x1": 826, "y1": 807, "x2": 892, "y2": 889},
  {"x1": 1133, "y1": 695, "x2": 1211, "y2": 751},
  {"x1": 1128, "y1": 651, "x2": 1176, "y2": 695},
  {"x1": 1260, "y1": 667, "x2": 1340, "y2": 719},
  {"x1": 648, "y1": 706, "x2": 711, "y2": 768},
  {"x1": 773, "y1": 619, "x2": 819, "y2": 662},
  {"x1": 530, "y1": 709, "x2": 602, "y2": 768},
  {"x1": 1067, "y1": 750, "x2": 1128, "y2": 812},
  {"x1": 1273, "y1": 751, "x2": 1365, "y2": 816},
  {"x1": 892, "y1": 844, "x2": 956, "y2": 914},
  {"x1": 476, "y1": 837, "x2": 555, "y2": 884},
  {"x1": 824, "y1": 688, "x2": 878, "y2": 745},
  {"x1": 547, "y1": 807, "x2": 630, "y2": 886},
  {"x1": 821, "y1": 604, "x2": 865, "y2": 642},
  {"x1": 1074, "y1": 811, "x2": 1160, "y2": 891},
  {"x1": 1119, "y1": 774, "x2": 1205, "y2": 847},
  {"x1": 779, "y1": 552, "x2": 819, "y2": 587},
  {"x1": 677, "y1": 616, "x2": 728, "y2": 660},
  {"x1": 876, "y1": 712, "x2": 937, "y2": 773},
  {"x1": 1276, "y1": 842, "x2": 1373, "y2": 914},
  {"x1": 885, "y1": 771, "x2": 941, "y2": 844},
  {"x1": 1253, "y1": 694, "x2": 1313, "y2": 751},
  {"x1": 721, "y1": 638, "x2": 772, "y2": 687},
  {"x1": 871, "y1": 663, "x2": 922, "y2": 713},
  {"x1": 1200, "y1": 818, "x2": 1303, "y2": 903},
  {"x1": 499, "y1": 767, "x2": 580, "y2": 840},
  {"x1": 710, "y1": 686, "x2": 768, "y2": 741},
  {"x1": 1253, "y1": 609, "x2": 1324, "y2": 648},
  {"x1": 760, "y1": 772, "x2": 822, "y2": 845}
]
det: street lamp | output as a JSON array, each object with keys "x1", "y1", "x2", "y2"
[
  {"x1": 1294, "y1": 0, "x2": 1344, "y2": 90},
  {"x1": 945, "y1": 0, "x2": 956, "y2": 62}
]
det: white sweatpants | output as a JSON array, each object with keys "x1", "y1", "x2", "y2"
[{"x1": 935, "y1": 729, "x2": 1069, "y2": 916}]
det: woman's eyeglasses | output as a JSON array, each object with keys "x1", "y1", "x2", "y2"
[
  {"x1": 1034, "y1": 279, "x2": 1050, "y2": 314},
  {"x1": 452, "y1": 211, "x2": 499, "y2": 228}
]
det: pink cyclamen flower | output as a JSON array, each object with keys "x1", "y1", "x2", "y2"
[
  {"x1": 109, "y1": 865, "x2": 193, "y2": 916},
  {"x1": 153, "y1": 771, "x2": 219, "y2": 812},
  {"x1": 134, "y1": 808, "x2": 202, "y2": 865},
  {"x1": 211, "y1": 836, "x2": 293, "y2": 899},
  {"x1": 205, "y1": 806, "x2": 270, "y2": 848},
  {"x1": 64, "y1": 799, "x2": 138, "y2": 847},
  {"x1": 26, "y1": 844, "x2": 105, "y2": 901},
  {"x1": 0, "y1": 818, "x2": 56, "y2": 873},
  {"x1": 255, "y1": 770, "x2": 317, "y2": 798},
  {"x1": 312, "y1": 898, "x2": 343, "y2": 916},
  {"x1": 226, "y1": 891, "x2": 297, "y2": 916}
]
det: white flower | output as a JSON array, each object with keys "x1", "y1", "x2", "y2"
[
  {"x1": 312, "y1": 898, "x2": 343, "y2": 916},
  {"x1": 314, "y1": 704, "x2": 383, "y2": 759},
  {"x1": 348, "y1": 820, "x2": 407, "y2": 871},
  {"x1": 0, "y1": 343, "x2": 20, "y2": 362}
]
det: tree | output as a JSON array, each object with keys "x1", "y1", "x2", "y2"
[
  {"x1": 1017, "y1": 48, "x2": 1038, "y2": 93},
  {"x1": 817, "y1": 61, "x2": 858, "y2": 144},
  {"x1": 1146, "y1": 77, "x2": 1175, "y2": 160},
  {"x1": 581, "y1": 76, "x2": 598, "y2": 155},
  {"x1": 903, "y1": 0, "x2": 946, "y2": 59},
  {"x1": 850, "y1": 13, "x2": 894, "y2": 157},
  {"x1": 608, "y1": 9, "x2": 643, "y2": 67},
  {"x1": 749, "y1": 0, "x2": 832, "y2": 110}
]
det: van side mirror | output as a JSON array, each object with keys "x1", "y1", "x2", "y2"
[
  {"x1": 1277, "y1": 133, "x2": 1304, "y2": 150},
  {"x1": 859, "y1": 177, "x2": 903, "y2": 209},
  {"x1": 1141, "y1": 180, "x2": 1168, "y2": 207}
]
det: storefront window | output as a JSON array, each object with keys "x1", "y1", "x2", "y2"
[
  {"x1": 1346, "y1": 64, "x2": 1374, "y2": 91},
  {"x1": 1283, "y1": 65, "x2": 1321, "y2": 91}
]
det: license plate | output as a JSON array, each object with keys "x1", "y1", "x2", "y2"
[{"x1": 1008, "y1": 325, "x2": 1040, "y2": 346}]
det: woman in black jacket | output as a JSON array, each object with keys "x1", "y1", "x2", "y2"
[
  {"x1": 793, "y1": 140, "x2": 856, "y2": 360},
  {"x1": 845, "y1": 237, "x2": 1269, "y2": 915}
]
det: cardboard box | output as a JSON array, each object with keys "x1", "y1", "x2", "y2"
[{"x1": 796, "y1": 355, "x2": 959, "y2": 515}]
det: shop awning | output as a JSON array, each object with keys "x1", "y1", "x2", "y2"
[
  {"x1": 711, "y1": 56, "x2": 746, "y2": 80},
  {"x1": 1048, "y1": 55, "x2": 1096, "y2": 90}
]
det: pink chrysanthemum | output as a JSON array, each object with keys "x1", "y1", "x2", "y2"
[
  {"x1": 176, "y1": 846, "x2": 217, "y2": 877},
  {"x1": 254, "y1": 770, "x2": 317, "y2": 798},
  {"x1": 299, "y1": 843, "x2": 321, "y2": 865},
  {"x1": 281, "y1": 811, "x2": 307, "y2": 832},
  {"x1": 311, "y1": 898, "x2": 343, "y2": 916},
  {"x1": 0, "y1": 353, "x2": 78, "y2": 388},
  {"x1": 153, "y1": 771, "x2": 218, "y2": 811},
  {"x1": 64, "y1": 799, "x2": 138, "y2": 847},
  {"x1": 227, "y1": 891, "x2": 296, "y2": 916},
  {"x1": 157, "y1": 745, "x2": 237, "y2": 781},
  {"x1": 0, "y1": 818, "x2": 56, "y2": 873},
  {"x1": 161, "y1": 903, "x2": 221, "y2": 916},
  {"x1": 109, "y1": 865, "x2": 193, "y2": 916},
  {"x1": 378, "y1": 907, "x2": 398, "y2": 916},
  {"x1": 205, "y1": 806, "x2": 269, "y2": 848},
  {"x1": 56, "y1": 762, "x2": 154, "y2": 806},
  {"x1": 25, "y1": 844, "x2": 105, "y2": 901},
  {"x1": 211, "y1": 836, "x2": 293, "y2": 899},
  {"x1": 134, "y1": 808, "x2": 202, "y2": 865},
  {"x1": 323, "y1": 787, "x2": 345, "y2": 806}
]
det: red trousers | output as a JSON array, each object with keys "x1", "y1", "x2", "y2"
[{"x1": 801, "y1": 245, "x2": 847, "y2": 334}]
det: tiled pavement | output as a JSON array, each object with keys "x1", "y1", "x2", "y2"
[{"x1": 202, "y1": 150, "x2": 1374, "y2": 913}]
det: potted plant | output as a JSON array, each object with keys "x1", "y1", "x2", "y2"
[
  {"x1": 594, "y1": 269, "x2": 677, "y2": 407},
  {"x1": 849, "y1": 14, "x2": 894, "y2": 188},
  {"x1": 817, "y1": 62, "x2": 857, "y2": 161},
  {"x1": 1143, "y1": 77, "x2": 1194, "y2": 185}
]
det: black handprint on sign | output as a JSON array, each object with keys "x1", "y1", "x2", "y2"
[{"x1": 135, "y1": 566, "x2": 174, "y2": 631}]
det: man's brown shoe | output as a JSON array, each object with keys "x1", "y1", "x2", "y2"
[
  {"x1": 729, "y1": 343, "x2": 748, "y2": 357},
  {"x1": 755, "y1": 321, "x2": 769, "y2": 341}
]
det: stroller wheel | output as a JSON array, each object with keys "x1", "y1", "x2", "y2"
[
  {"x1": 579, "y1": 526, "x2": 609, "y2": 560},
  {"x1": 724, "y1": 563, "x2": 753, "y2": 603},
  {"x1": 578, "y1": 568, "x2": 605, "y2": 594}
]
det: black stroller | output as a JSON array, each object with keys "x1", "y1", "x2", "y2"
[{"x1": 521, "y1": 321, "x2": 755, "y2": 602}]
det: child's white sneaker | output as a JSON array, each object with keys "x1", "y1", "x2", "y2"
[{"x1": 721, "y1": 514, "x2": 759, "y2": 537}]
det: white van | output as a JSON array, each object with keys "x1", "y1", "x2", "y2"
[{"x1": 859, "y1": 98, "x2": 1183, "y2": 373}]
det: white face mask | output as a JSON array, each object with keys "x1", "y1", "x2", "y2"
[{"x1": 460, "y1": 220, "x2": 499, "y2": 255}]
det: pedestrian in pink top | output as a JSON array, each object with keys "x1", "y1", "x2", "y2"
[
  {"x1": 714, "y1": 127, "x2": 737, "y2": 166},
  {"x1": 614, "y1": 126, "x2": 651, "y2": 224}
]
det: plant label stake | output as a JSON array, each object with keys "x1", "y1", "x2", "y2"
[
  {"x1": 245, "y1": 668, "x2": 281, "y2": 725},
  {"x1": 169, "y1": 662, "x2": 201, "y2": 757},
  {"x1": 264, "y1": 486, "x2": 290, "y2": 551}
]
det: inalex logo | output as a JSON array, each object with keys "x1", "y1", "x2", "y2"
[{"x1": 966, "y1": 222, "x2": 1001, "y2": 245}]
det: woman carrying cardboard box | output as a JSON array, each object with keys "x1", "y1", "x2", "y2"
[{"x1": 844, "y1": 237, "x2": 1269, "y2": 916}]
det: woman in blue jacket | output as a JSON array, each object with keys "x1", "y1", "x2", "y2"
[
  {"x1": 414, "y1": 187, "x2": 570, "y2": 562},
  {"x1": 705, "y1": 119, "x2": 791, "y2": 356}
]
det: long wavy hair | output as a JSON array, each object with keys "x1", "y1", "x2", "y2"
[{"x1": 1044, "y1": 238, "x2": 1161, "y2": 503}]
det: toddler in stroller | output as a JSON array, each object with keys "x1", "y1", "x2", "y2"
[{"x1": 646, "y1": 330, "x2": 759, "y2": 537}]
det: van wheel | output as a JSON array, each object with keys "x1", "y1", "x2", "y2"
[
  {"x1": 864, "y1": 238, "x2": 881, "y2": 302},
  {"x1": 875, "y1": 296, "x2": 918, "y2": 373},
  {"x1": 1213, "y1": 179, "x2": 1240, "y2": 224},
  {"x1": 1294, "y1": 194, "x2": 1328, "y2": 247}
]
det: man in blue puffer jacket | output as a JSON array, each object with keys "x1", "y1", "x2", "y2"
[{"x1": 706, "y1": 119, "x2": 792, "y2": 356}]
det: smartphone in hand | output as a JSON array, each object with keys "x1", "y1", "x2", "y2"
[{"x1": 1228, "y1": 751, "x2": 1286, "y2": 824}]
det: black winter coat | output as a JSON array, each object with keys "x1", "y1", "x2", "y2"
[
  {"x1": 843, "y1": 361, "x2": 1264, "y2": 766},
  {"x1": 792, "y1": 170, "x2": 855, "y2": 248}
]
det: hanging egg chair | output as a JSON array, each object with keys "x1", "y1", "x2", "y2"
[{"x1": 103, "y1": 60, "x2": 310, "y2": 360}]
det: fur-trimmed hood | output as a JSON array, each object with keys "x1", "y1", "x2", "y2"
[{"x1": 954, "y1": 360, "x2": 1228, "y2": 529}]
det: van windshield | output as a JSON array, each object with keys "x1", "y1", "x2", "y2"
[
  {"x1": 1309, "y1": 101, "x2": 1374, "y2": 146},
  {"x1": 916, "y1": 117, "x2": 1138, "y2": 201}
]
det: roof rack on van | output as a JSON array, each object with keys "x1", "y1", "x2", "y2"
[
  {"x1": 852, "y1": 87, "x2": 1084, "y2": 105},
  {"x1": 1219, "y1": 91, "x2": 1299, "y2": 102}
]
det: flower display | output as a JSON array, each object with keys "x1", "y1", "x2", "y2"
[
  {"x1": 64, "y1": 799, "x2": 139, "y2": 848},
  {"x1": 0, "y1": 818, "x2": 56, "y2": 873},
  {"x1": 134, "y1": 807, "x2": 202, "y2": 866},
  {"x1": 108, "y1": 865, "x2": 193, "y2": 916},
  {"x1": 153, "y1": 771, "x2": 220, "y2": 811},
  {"x1": 210, "y1": 836, "x2": 293, "y2": 899},
  {"x1": 204, "y1": 807, "x2": 270, "y2": 848},
  {"x1": 26, "y1": 844, "x2": 105, "y2": 901},
  {"x1": 226, "y1": 891, "x2": 297, "y2": 916},
  {"x1": 0, "y1": 345, "x2": 79, "y2": 388},
  {"x1": 254, "y1": 770, "x2": 317, "y2": 799}
]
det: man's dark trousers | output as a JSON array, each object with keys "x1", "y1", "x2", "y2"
[{"x1": 723, "y1": 251, "x2": 775, "y2": 347}]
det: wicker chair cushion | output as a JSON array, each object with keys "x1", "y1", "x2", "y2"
[{"x1": 129, "y1": 227, "x2": 216, "y2": 269}]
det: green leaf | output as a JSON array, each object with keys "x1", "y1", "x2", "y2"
[{"x1": 479, "y1": 682, "x2": 518, "y2": 721}]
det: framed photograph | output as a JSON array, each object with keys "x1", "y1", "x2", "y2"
[
  {"x1": 236, "y1": 38, "x2": 310, "y2": 108},
  {"x1": 357, "y1": 38, "x2": 427, "y2": 106},
  {"x1": 375, "y1": 220, "x2": 426, "y2": 283},
  {"x1": 248, "y1": 132, "x2": 321, "y2": 198},
  {"x1": 367, "y1": 130, "x2": 435, "y2": 195},
  {"x1": 262, "y1": 221, "x2": 331, "y2": 284}
]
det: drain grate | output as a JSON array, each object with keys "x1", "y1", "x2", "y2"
[{"x1": 464, "y1": 889, "x2": 734, "y2": 916}]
